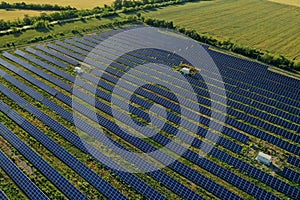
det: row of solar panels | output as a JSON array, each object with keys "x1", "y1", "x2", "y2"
[
  {"x1": 86, "y1": 32, "x2": 300, "y2": 131},
  {"x1": 27, "y1": 31, "x2": 300, "y2": 156},
  {"x1": 109, "y1": 32, "x2": 300, "y2": 118},
  {"x1": 107, "y1": 33, "x2": 300, "y2": 129},
  {"x1": 8, "y1": 43, "x2": 246, "y2": 155},
  {"x1": 66, "y1": 39, "x2": 299, "y2": 156},
  {"x1": 38, "y1": 38, "x2": 300, "y2": 198},
  {"x1": 0, "y1": 58, "x2": 231, "y2": 199},
  {"x1": 1, "y1": 28, "x2": 298, "y2": 199},
  {"x1": 0, "y1": 49, "x2": 276, "y2": 199},
  {"x1": 110, "y1": 28, "x2": 300, "y2": 95},
  {"x1": 21, "y1": 32, "x2": 298, "y2": 156}
]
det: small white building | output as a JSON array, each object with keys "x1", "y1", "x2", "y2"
[
  {"x1": 181, "y1": 67, "x2": 190, "y2": 75},
  {"x1": 257, "y1": 152, "x2": 272, "y2": 166},
  {"x1": 74, "y1": 67, "x2": 83, "y2": 74}
]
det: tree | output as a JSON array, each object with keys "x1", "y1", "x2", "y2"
[{"x1": 33, "y1": 20, "x2": 49, "y2": 29}]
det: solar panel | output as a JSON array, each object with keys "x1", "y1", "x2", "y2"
[
  {"x1": 0, "y1": 97, "x2": 127, "y2": 199},
  {"x1": 47, "y1": 43, "x2": 85, "y2": 62},
  {"x1": 0, "y1": 149, "x2": 48, "y2": 200},
  {"x1": 0, "y1": 58, "x2": 58, "y2": 96},
  {"x1": 16, "y1": 50, "x2": 74, "y2": 82},
  {"x1": 0, "y1": 122, "x2": 88, "y2": 200},
  {"x1": 0, "y1": 64, "x2": 202, "y2": 200},
  {"x1": 26, "y1": 47, "x2": 67, "y2": 68},
  {"x1": 0, "y1": 190, "x2": 9, "y2": 200},
  {"x1": 3, "y1": 52, "x2": 72, "y2": 92},
  {"x1": 65, "y1": 38, "x2": 94, "y2": 51},
  {"x1": 288, "y1": 156, "x2": 300, "y2": 168},
  {"x1": 56, "y1": 41, "x2": 89, "y2": 55},
  {"x1": 73, "y1": 37, "x2": 96, "y2": 48},
  {"x1": 282, "y1": 167, "x2": 300, "y2": 184},
  {"x1": 36, "y1": 44, "x2": 79, "y2": 66}
]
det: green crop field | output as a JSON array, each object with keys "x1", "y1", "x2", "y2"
[
  {"x1": 6, "y1": 0, "x2": 115, "y2": 9},
  {"x1": 0, "y1": 9, "x2": 53, "y2": 21},
  {"x1": 139, "y1": 0, "x2": 300, "y2": 62}
]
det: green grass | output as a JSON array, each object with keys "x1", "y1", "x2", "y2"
[
  {"x1": 0, "y1": 16, "x2": 120, "y2": 49},
  {"x1": 137, "y1": 0, "x2": 300, "y2": 62}
]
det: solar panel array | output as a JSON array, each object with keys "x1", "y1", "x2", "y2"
[
  {"x1": 0, "y1": 147, "x2": 48, "y2": 200},
  {"x1": 0, "y1": 190, "x2": 9, "y2": 200},
  {"x1": 288, "y1": 156, "x2": 300, "y2": 168},
  {"x1": 0, "y1": 26, "x2": 299, "y2": 199},
  {"x1": 282, "y1": 167, "x2": 300, "y2": 184}
]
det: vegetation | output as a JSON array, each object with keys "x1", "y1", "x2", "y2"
[
  {"x1": 0, "y1": 1, "x2": 75, "y2": 11},
  {"x1": 142, "y1": 17, "x2": 300, "y2": 71},
  {"x1": 6, "y1": 0, "x2": 114, "y2": 9},
  {"x1": 0, "y1": 0, "x2": 196, "y2": 32},
  {"x1": 139, "y1": 0, "x2": 300, "y2": 64}
]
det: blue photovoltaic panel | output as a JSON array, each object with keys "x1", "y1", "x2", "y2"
[
  {"x1": 288, "y1": 156, "x2": 300, "y2": 168},
  {"x1": 96, "y1": 52, "x2": 298, "y2": 154},
  {"x1": 0, "y1": 58, "x2": 58, "y2": 96},
  {"x1": 78, "y1": 40, "x2": 249, "y2": 144},
  {"x1": 0, "y1": 148, "x2": 49, "y2": 200},
  {"x1": 83, "y1": 46, "x2": 298, "y2": 198},
  {"x1": 0, "y1": 190, "x2": 9, "y2": 200},
  {"x1": 36, "y1": 44, "x2": 79, "y2": 66},
  {"x1": 73, "y1": 37, "x2": 96, "y2": 48},
  {"x1": 47, "y1": 43, "x2": 85, "y2": 62},
  {"x1": 108, "y1": 34, "x2": 300, "y2": 126},
  {"x1": 26, "y1": 47, "x2": 67, "y2": 68},
  {"x1": 65, "y1": 39, "x2": 94, "y2": 51},
  {"x1": 0, "y1": 64, "x2": 199, "y2": 200},
  {"x1": 56, "y1": 41, "x2": 89, "y2": 55},
  {"x1": 15, "y1": 50, "x2": 74, "y2": 82},
  {"x1": 0, "y1": 117, "x2": 88, "y2": 200},
  {"x1": 2, "y1": 52, "x2": 72, "y2": 92},
  {"x1": 0, "y1": 97, "x2": 127, "y2": 199},
  {"x1": 282, "y1": 167, "x2": 300, "y2": 184}
]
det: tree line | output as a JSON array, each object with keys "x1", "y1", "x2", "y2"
[
  {"x1": 143, "y1": 17, "x2": 300, "y2": 71},
  {"x1": 0, "y1": 7, "x2": 115, "y2": 32},
  {"x1": 0, "y1": 1, "x2": 75, "y2": 11},
  {"x1": 0, "y1": 0, "x2": 195, "y2": 32}
]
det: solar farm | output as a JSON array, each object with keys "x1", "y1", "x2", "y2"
[{"x1": 0, "y1": 25, "x2": 299, "y2": 200}]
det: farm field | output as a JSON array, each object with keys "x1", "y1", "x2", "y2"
[
  {"x1": 5, "y1": 0, "x2": 115, "y2": 9},
  {"x1": 0, "y1": 9, "x2": 53, "y2": 21},
  {"x1": 268, "y1": 0, "x2": 300, "y2": 7},
  {"x1": 0, "y1": 25, "x2": 299, "y2": 199},
  {"x1": 139, "y1": 0, "x2": 300, "y2": 61}
]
